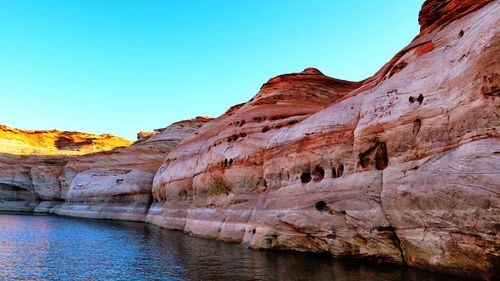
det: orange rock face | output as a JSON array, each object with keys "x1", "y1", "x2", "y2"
[
  {"x1": 0, "y1": 126, "x2": 131, "y2": 210},
  {"x1": 149, "y1": 1, "x2": 499, "y2": 279},
  {"x1": 0, "y1": 118, "x2": 211, "y2": 216},
  {"x1": 0, "y1": 124, "x2": 131, "y2": 156}
]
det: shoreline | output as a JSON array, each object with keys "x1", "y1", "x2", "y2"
[{"x1": 0, "y1": 204, "x2": 480, "y2": 281}]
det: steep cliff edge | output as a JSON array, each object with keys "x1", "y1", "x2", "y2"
[{"x1": 149, "y1": 0, "x2": 499, "y2": 279}]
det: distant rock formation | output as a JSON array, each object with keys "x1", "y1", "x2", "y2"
[
  {"x1": 0, "y1": 124, "x2": 131, "y2": 155},
  {"x1": 57, "y1": 117, "x2": 212, "y2": 221},
  {"x1": 0, "y1": 126, "x2": 130, "y2": 211},
  {"x1": 0, "y1": 117, "x2": 212, "y2": 215}
]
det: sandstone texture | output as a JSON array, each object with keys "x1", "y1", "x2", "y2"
[
  {"x1": 0, "y1": 124, "x2": 131, "y2": 156},
  {"x1": 57, "y1": 117, "x2": 211, "y2": 221},
  {"x1": 0, "y1": 118, "x2": 211, "y2": 216},
  {"x1": 149, "y1": 0, "x2": 499, "y2": 279},
  {"x1": 0, "y1": 0, "x2": 498, "y2": 280},
  {"x1": 0, "y1": 126, "x2": 130, "y2": 211},
  {"x1": 148, "y1": 69, "x2": 361, "y2": 240}
]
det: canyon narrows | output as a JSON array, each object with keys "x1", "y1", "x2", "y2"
[{"x1": 1, "y1": 0, "x2": 498, "y2": 280}]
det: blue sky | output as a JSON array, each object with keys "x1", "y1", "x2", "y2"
[{"x1": 0, "y1": 0, "x2": 423, "y2": 140}]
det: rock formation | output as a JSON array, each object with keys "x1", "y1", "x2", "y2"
[
  {"x1": 148, "y1": 69, "x2": 362, "y2": 240},
  {"x1": 0, "y1": 117, "x2": 211, "y2": 215},
  {"x1": 0, "y1": 124, "x2": 131, "y2": 156},
  {"x1": 0, "y1": 126, "x2": 131, "y2": 211},
  {"x1": 149, "y1": 0, "x2": 499, "y2": 280},
  {"x1": 56, "y1": 117, "x2": 211, "y2": 221},
  {"x1": 0, "y1": 0, "x2": 498, "y2": 280}
]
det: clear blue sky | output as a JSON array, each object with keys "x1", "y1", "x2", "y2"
[{"x1": 0, "y1": 0, "x2": 423, "y2": 140}]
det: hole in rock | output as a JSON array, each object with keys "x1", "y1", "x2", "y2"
[
  {"x1": 300, "y1": 172, "x2": 312, "y2": 183},
  {"x1": 337, "y1": 164, "x2": 344, "y2": 177},
  {"x1": 331, "y1": 167, "x2": 337, "y2": 178},
  {"x1": 239, "y1": 120, "x2": 246, "y2": 127},
  {"x1": 261, "y1": 126, "x2": 271, "y2": 133},
  {"x1": 360, "y1": 156, "x2": 371, "y2": 168},
  {"x1": 458, "y1": 30, "x2": 464, "y2": 38},
  {"x1": 315, "y1": 201, "x2": 327, "y2": 212},
  {"x1": 253, "y1": 116, "x2": 266, "y2": 123},
  {"x1": 228, "y1": 158, "x2": 233, "y2": 165},
  {"x1": 224, "y1": 159, "x2": 228, "y2": 167},
  {"x1": 409, "y1": 96, "x2": 415, "y2": 103},
  {"x1": 252, "y1": 228, "x2": 256, "y2": 234},
  {"x1": 417, "y1": 94, "x2": 424, "y2": 103},
  {"x1": 312, "y1": 166, "x2": 325, "y2": 182},
  {"x1": 374, "y1": 143, "x2": 389, "y2": 170}
]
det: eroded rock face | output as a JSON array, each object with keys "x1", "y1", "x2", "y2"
[
  {"x1": 56, "y1": 117, "x2": 212, "y2": 221},
  {"x1": 148, "y1": 70, "x2": 361, "y2": 239},
  {"x1": 149, "y1": 1, "x2": 499, "y2": 279},
  {"x1": 0, "y1": 118, "x2": 211, "y2": 216},
  {"x1": 0, "y1": 125, "x2": 130, "y2": 211}
]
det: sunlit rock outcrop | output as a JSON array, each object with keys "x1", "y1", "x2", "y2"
[{"x1": 0, "y1": 126, "x2": 130, "y2": 211}]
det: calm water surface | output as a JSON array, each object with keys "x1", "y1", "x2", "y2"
[{"x1": 0, "y1": 213, "x2": 466, "y2": 281}]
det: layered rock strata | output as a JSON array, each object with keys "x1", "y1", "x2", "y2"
[
  {"x1": 0, "y1": 126, "x2": 131, "y2": 211},
  {"x1": 148, "y1": 69, "x2": 362, "y2": 239},
  {"x1": 149, "y1": 0, "x2": 499, "y2": 279},
  {"x1": 56, "y1": 117, "x2": 211, "y2": 221},
  {"x1": 0, "y1": 118, "x2": 211, "y2": 217},
  {"x1": 0, "y1": 0, "x2": 498, "y2": 279}
]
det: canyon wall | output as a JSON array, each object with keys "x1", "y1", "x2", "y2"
[
  {"x1": 147, "y1": 68, "x2": 361, "y2": 239},
  {"x1": 0, "y1": 118, "x2": 211, "y2": 216},
  {"x1": 0, "y1": 126, "x2": 131, "y2": 211},
  {"x1": 0, "y1": 0, "x2": 498, "y2": 280},
  {"x1": 149, "y1": 0, "x2": 499, "y2": 280},
  {"x1": 56, "y1": 117, "x2": 211, "y2": 221}
]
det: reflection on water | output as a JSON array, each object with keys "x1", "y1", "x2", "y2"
[{"x1": 0, "y1": 213, "x2": 465, "y2": 281}]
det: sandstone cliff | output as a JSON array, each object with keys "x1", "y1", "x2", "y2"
[
  {"x1": 0, "y1": 124, "x2": 131, "y2": 156},
  {"x1": 149, "y1": 0, "x2": 499, "y2": 279},
  {"x1": 148, "y1": 69, "x2": 362, "y2": 240},
  {"x1": 56, "y1": 117, "x2": 211, "y2": 221},
  {"x1": 0, "y1": 0, "x2": 498, "y2": 279},
  {"x1": 0, "y1": 126, "x2": 131, "y2": 211},
  {"x1": 0, "y1": 118, "x2": 211, "y2": 215}
]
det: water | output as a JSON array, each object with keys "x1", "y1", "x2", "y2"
[{"x1": 0, "y1": 213, "x2": 466, "y2": 281}]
